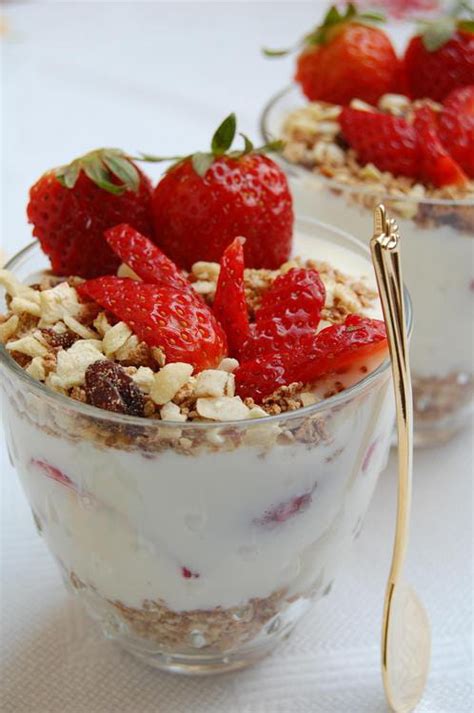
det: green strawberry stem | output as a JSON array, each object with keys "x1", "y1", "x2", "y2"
[
  {"x1": 54, "y1": 148, "x2": 141, "y2": 196},
  {"x1": 263, "y1": 2, "x2": 385, "y2": 57},
  {"x1": 51, "y1": 115, "x2": 283, "y2": 194},
  {"x1": 136, "y1": 113, "x2": 283, "y2": 177},
  {"x1": 419, "y1": 1, "x2": 474, "y2": 51}
]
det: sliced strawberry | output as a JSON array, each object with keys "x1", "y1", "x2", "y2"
[
  {"x1": 439, "y1": 86, "x2": 474, "y2": 179},
  {"x1": 213, "y1": 237, "x2": 250, "y2": 357},
  {"x1": 77, "y1": 277, "x2": 227, "y2": 371},
  {"x1": 241, "y1": 268, "x2": 325, "y2": 360},
  {"x1": 340, "y1": 107, "x2": 420, "y2": 178},
  {"x1": 255, "y1": 489, "x2": 314, "y2": 526},
  {"x1": 414, "y1": 105, "x2": 468, "y2": 187},
  {"x1": 257, "y1": 268, "x2": 325, "y2": 325},
  {"x1": 105, "y1": 223, "x2": 191, "y2": 291},
  {"x1": 362, "y1": 437, "x2": 380, "y2": 473},
  {"x1": 240, "y1": 318, "x2": 316, "y2": 362},
  {"x1": 181, "y1": 567, "x2": 200, "y2": 579},
  {"x1": 31, "y1": 459, "x2": 75, "y2": 489},
  {"x1": 235, "y1": 315, "x2": 388, "y2": 402}
]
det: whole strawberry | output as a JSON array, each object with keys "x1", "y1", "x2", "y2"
[
  {"x1": 27, "y1": 149, "x2": 154, "y2": 278},
  {"x1": 265, "y1": 4, "x2": 400, "y2": 106},
  {"x1": 403, "y1": 13, "x2": 474, "y2": 101},
  {"x1": 150, "y1": 114, "x2": 293, "y2": 270}
]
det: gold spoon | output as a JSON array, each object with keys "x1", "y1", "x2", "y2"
[{"x1": 370, "y1": 205, "x2": 431, "y2": 713}]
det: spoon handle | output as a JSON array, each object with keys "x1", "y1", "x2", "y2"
[{"x1": 370, "y1": 204, "x2": 413, "y2": 656}]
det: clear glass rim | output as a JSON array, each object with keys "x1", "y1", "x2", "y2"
[
  {"x1": 260, "y1": 85, "x2": 474, "y2": 209},
  {"x1": 0, "y1": 223, "x2": 412, "y2": 431}
]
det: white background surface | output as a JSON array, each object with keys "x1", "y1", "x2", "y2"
[{"x1": 1, "y1": 3, "x2": 472, "y2": 712}]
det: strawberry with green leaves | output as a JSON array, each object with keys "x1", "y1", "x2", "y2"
[
  {"x1": 403, "y1": 6, "x2": 474, "y2": 101},
  {"x1": 27, "y1": 149, "x2": 154, "y2": 278},
  {"x1": 264, "y1": 3, "x2": 401, "y2": 106},
  {"x1": 148, "y1": 114, "x2": 294, "y2": 270}
]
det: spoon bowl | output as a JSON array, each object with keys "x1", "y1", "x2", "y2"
[{"x1": 384, "y1": 583, "x2": 431, "y2": 713}]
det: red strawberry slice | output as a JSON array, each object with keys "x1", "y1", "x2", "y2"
[
  {"x1": 213, "y1": 237, "x2": 250, "y2": 356},
  {"x1": 32, "y1": 459, "x2": 75, "y2": 489},
  {"x1": 439, "y1": 86, "x2": 474, "y2": 179},
  {"x1": 181, "y1": 567, "x2": 200, "y2": 579},
  {"x1": 362, "y1": 437, "x2": 380, "y2": 473},
  {"x1": 235, "y1": 315, "x2": 388, "y2": 402},
  {"x1": 255, "y1": 489, "x2": 314, "y2": 526},
  {"x1": 105, "y1": 224, "x2": 191, "y2": 292},
  {"x1": 414, "y1": 106, "x2": 468, "y2": 187},
  {"x1": 241, "y1": 268, "x2": 326, "y2": 360},
  {"x1": 240, "y1": 318, "x2": 316, "y2": 362},
  {"x1": 340, "y1": 107, "x2": 420, "y2": 178},
  {"x1": 258, "y1": 267, "x2": 325, "y2": 324},
  {"x1": 78, "y1": 277, "x2": 227, "y2": 371}
]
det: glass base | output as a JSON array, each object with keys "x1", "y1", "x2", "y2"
[
  {"x1": 64, "y1": 571, "x2": 308, "y2": 676},
  {"x1": 414, "y1": 419, "x2": 471, "y2": 448},
  {"x1": 118, "y1": 637, "x2": 281, "y2": 675},
  {"x1": 413, "y1": 372, "x2": 473, "y2": 447}
]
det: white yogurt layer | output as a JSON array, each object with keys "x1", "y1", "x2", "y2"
[
  {"x1": 294, "y1": 180, "x2": 474, "y2": 378},
  {"x1": 6, "y1": 223, "x2": 393, "y2": 614},
  {"x1": 10, "y1": 377, "x2": 393, "y2": 612}
]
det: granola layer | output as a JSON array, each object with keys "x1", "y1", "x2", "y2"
[
  {"x1": 0, "y1": 255, "x2": 377, "y2": 429},
  {"x1": 69, "y1": 570, "x2": 288, "y2": 652},
  {"x1": 413, "y1": 372, "x2": 474, "y2": 423}
]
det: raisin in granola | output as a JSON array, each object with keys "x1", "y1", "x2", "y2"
[{"x1": 85, "y1": 360, "x2": 145, "y2": 417}]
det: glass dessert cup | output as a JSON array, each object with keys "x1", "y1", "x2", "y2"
[
  {"x1": 262, "y1": 86, "x2": 474, "y2": 447},
  {"x1": 1, "y1": 222, "x2": 411, "y2": 675}
]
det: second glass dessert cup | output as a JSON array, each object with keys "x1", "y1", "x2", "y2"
[
  {"x1": 262, "y1": 86, "x2": 474, "y2": 447},
  {"x1": 1, "y1": 220, "x2": 411, "y2": 675}
]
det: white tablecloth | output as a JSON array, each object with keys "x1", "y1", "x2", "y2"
[{"x1": 1, "y1": 3, "x2": 472, "y2": 712}]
